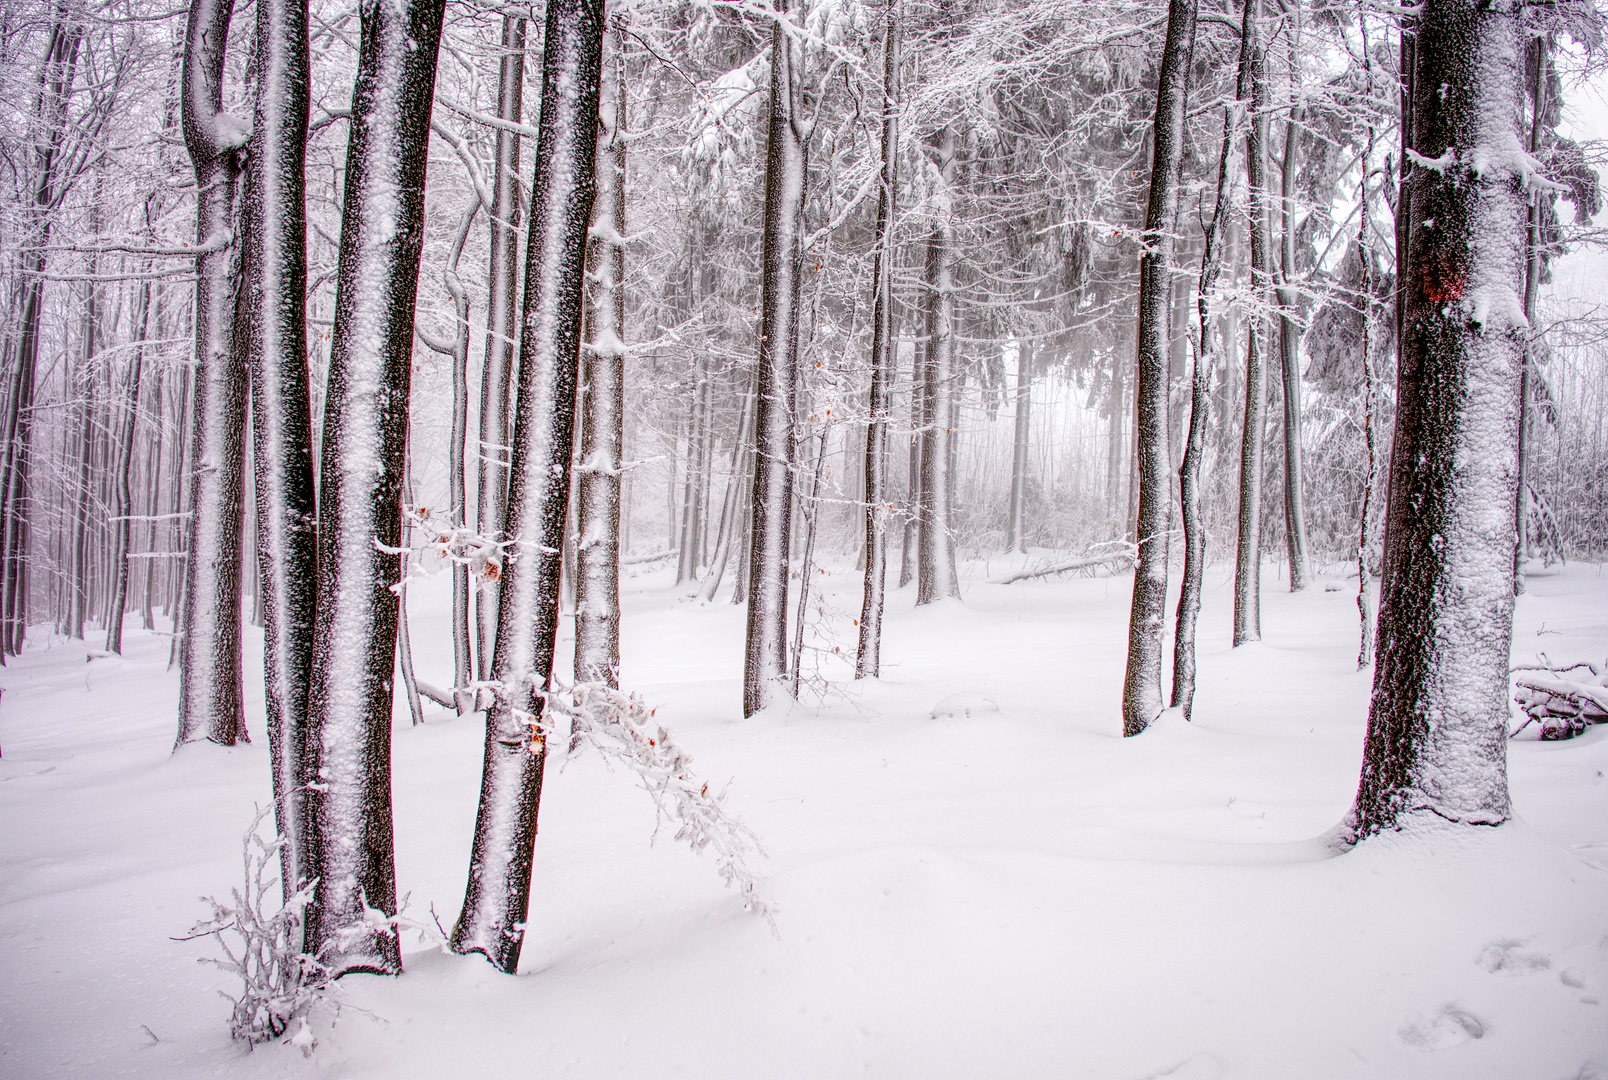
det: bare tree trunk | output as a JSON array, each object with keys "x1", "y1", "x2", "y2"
[
  {"x1": 700, "y1": 381, "x2": 754, "y2": 604},
  {"x1": 856, "y1": 0, "x2": 900, "y2": 678},
  {"x1": 106, "y1": 274, "x2": 152, "y2": 655},
  {"x1": 575, "y1": 18, "x2": 626, "y2": 687},
  {"x1": 917, "y1": 127, "x2": 960, "y2": 606},
  {"x1": 1006, "y1": 340, "x2": 1031, "y2": 555},
  {"x1": 792, "y1": 420, "x2": 830, "y2": 694},
  {"x1": 743, "y1": 5, "x2": 807, "y2": 716},
  {"x1": 451, "y1": 0, "x2": 602, "y2": 973},
  {"x1": 477, "y1": 11, "x2": 529, "y2": 700},
  {"x1": 1232, "y1": 0, "x2": 1269, "y2": 648},
  {"x1": 1350, "y1": 0, "x2": 1525, "y2": 837},
  {"x1": 1356, "y1": 10, "x2": 1379, "y2": 670},
  {"x1": 1515, "y1": 41, "x2": 1549, "y2": 595},
  {"x1": 238, "y1": 0, "x2": 317, "y2": 898},
  {"x1": 1122, "y1": 0, "x2": 1196, "y2": 736},
  {"x1": 70, "y1": 295, "x2": 97, "y2": 641},
  {"x1": 302, "y1": 0, "x2": 445, "y2": 977},
  {"x1": 1172, "y1": 30, "x2": 1244, "y2": 717},
  {"x1": 176, "y1": 0, "x2": 248, "y2": 747},
  {"x1": 898, "y1": 336, "x2": 922, "y2": 588},
  {"x1": 1277, "y1": 110, "x2": 1310, "y2": 592}
]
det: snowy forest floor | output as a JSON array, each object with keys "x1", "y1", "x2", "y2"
[{"x1": 2, "y1": 557, "x2": 1606, "y2": 1080}]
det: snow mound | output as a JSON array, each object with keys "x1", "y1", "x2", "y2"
[{"x1": 928, "y1": 692, "x2": 999, "y2": 719}]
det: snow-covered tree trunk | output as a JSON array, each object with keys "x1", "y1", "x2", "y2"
[
  {"x1": 1356, "y1": 10, "x2": 1380, "y2": 671},
  {"x1": 1232, "y1": 0, "x2": 1269, "y2": 649},
  {"x1": 899, "y1": 338, "x2": 922, "y2": 589},
  {"x1": 855, "y1": 0, "x2": 900, "y2": 680},
  {"x1": 743, "y1": 7, "x2": 806, "y2": 716},
  {"x1": 1172, "y1": 48, "x2": 1242, "y2": 718},
  {"x1": 575, "y1": 17, "x2": 625, "y2": 688},
  {"x1": 451, "y1": 0, "x2": 603, "y2": 973},
  {"x1": 238, "y1": 0, "x2": 317, "y2": 897},
  {"x1": 916, "y1": 127, "x2": 960, "y2": 607},
  {"x1": 1276, "y1": 111, "x2": 1310, "y2": 592},
  {"x1": 477, "y1": 11, "x2": 529, "y2": 700},
  {"x1": 1514, "y1": 43, "x2": 1548, "y2": 595},
  {"x1": 176, "y1": 0, "x2": 248, "y2": 748},
  {"x1": 1122, "y1": 0, "x2": 1195, "y2": 736},
  {"x1": 1350, "y1": 0, "x2": 1527, "y2": 836},
  {"x1": 302, "y1": 0, "x2": 445, "y2": 976}
]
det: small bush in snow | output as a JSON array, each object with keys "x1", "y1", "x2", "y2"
[{"x1": 179, "y1": 806, "x2": 334, "y2": 1054}]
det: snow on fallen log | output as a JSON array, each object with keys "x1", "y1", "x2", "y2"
[
  {"x1": 1511, "y1": 659, "x2": 1608, "y2": 740},
  {"x1": 988, "y1": 546, "x2": 1136, "y2": 585}
]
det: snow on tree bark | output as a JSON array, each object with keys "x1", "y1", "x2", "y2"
[
  {"x1": 1122, "y1": 0, "x2": 1196, "y2": 736},
  {"x1": 1276, "y1": 112, "x2": 1310, "y2": 592},
  {"x1": 1232, "y1": 0, "x2": 1270, "y2": 649},
  {"x1": 476, "y1": 11, "x2": 529, "y2": 699},
  {"x1": 743, "y1": 7, "x2": 807, "y2": 716},
  {"x1": 575, "y1": 17, "x2": 625, "y2": 689},
  {"x1": 856, "y1": 0, "x2": 900, "y2": 680},
  {"x1": 1350, "y1": 0, "x2": 1527, "y2": 835},
  {"x1": 106, "y1": 273, "x2": 152, "y2": 656},
  {"x1": 1006, "y1": 340, "x2": 1031, "y2": 556},
  {"x1": 917, "y1": 127, "x2": 960, "y2": 607},
  {"x1": 451, "y1": 0, "x2": 603, "y2": 973},
  {"x1": 238, "y1": 0, "x2": 317, "y2": 899},
  {"x1": 302, "y1": 0, "x2": 445, "y2": 976},
  {"x1": 176, "y1": 0, "x2": 248, "y2": 748}
]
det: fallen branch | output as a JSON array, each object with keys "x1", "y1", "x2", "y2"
[
  {"x1": 1511, "y1": 658, "x2": 1608, "y2": 740},
  {"x1": 989, "y1": 548, "x2": 1136, "y2": 585}
]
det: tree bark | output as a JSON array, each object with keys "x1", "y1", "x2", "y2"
[
  {"x1": 856, "y1": 0, "x2": 900, "y2": 679},
  {"x1": 575, "y1": 18, "x2": 626, "y2": 688},
  {"x1": 1350, "y1": 0, "x2": 1526, "y2": 837},
  {"x1": 176, "y1": 0, "x2": 248, "y2": 748},
  {"x1": 1172, "y1": 32, "x2": 1245, "y2": 717},
  {"x1": 1232, "y1": 0, "x2": 1270, "y2": 648},
  {"x1": 1006, "y1": 340, "x2": 1031, "y2": 555},
  {"x1": 743, "y1": 5, "x2": 807, "y2": 716},
  {"x1": 916, "y1": 127, "x2": 960, "y2": 606},
  {"x1": 477, "y1": 11, "x2": 529, "y2": 700},
  {"x1": 1277, "y1": 111, "x2": 1310, "y2": 591},
  {"x1": 451, "y1": 0, "x2": 602, "y2": 973},
  {"x1": 106, "y1": 275, "x2": 152, "y2": 655},
  {"x1": 239, "y1": 0, "x2": 317, "y2": 898},
  {"x1": 1122, "y1": 0, "x2": 1196, "y2": 736},
  {"x1": 302, "y1": 0, "x2": 445, "y2": 976}
]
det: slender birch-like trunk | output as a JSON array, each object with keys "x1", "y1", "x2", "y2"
[
  {"x1": 1122, "y1": 0, "x2": 1196, "y2": 736},
  {"x1": 1172, "y1": 28, "x2": 1245, "y2": 717},
  {"x1": 106, "y1": 276, "x2": 152, "y2": 655},
  {"x1": 856, "y1": 0, "x2": 900, "y2": 678},
  {"x1": 1006, "y1": 340, "x2": 1031, "y2": 555},
  {"x1": 176, "y1": 0, "x2": 248, "y2": 747},
  {"x1": 916, "y1": 127, "x2": 960, "y2": 606},
  {"x1": 743, "y1": 5, "x2": 807, "y2": 716},
  {"x1": 1356, "y1": 10, "x2": 1379, "y2": 670},
  {"x1": 302, "y1": 0, "x2": 445, "y2": 976},
  {"x1": 1232, "y1": 0, "x2": 1269, "y2": 648},
  {"x1": 700, "y1": 382, "x2": 754, "y2": 604},
  {"x1": 1351, "y1": 0, "x2": 1526, "y2": 837},
  {"x1": 1514, "y1": 42, "x2": 1548, "y2": 595},
  {"x1": 1276, "y1": 109, "x2": 1310, "y2": 591},
  {"x1": 477, "y1": 12, "x2": 528, "y2": 696},
  {"x1": 575, "y1": 17, "x2": 626, "y2": 687},
  {"x1": 238, "y1": 0, "x2": 317, "y2": 897},
  {"x1": 451, "y1": 0, "x2": 603, "y2": 973},
  {"x1": 898, "y1": 336, "x2": 922, "y2": 589}
]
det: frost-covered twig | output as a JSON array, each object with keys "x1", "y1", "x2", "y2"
[
  {"x1": 176, "y1": 805, "x2": 334, "y2": 1054},
  {"x1": 532, "y1": 681, "x2": 773, "y2": 926},
  {"x1": 1510, "y1": 658, "x2": 1608, "y2": 740}
]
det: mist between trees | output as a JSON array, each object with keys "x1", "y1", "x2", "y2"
[{"x1": 2, "y1": 0, "x2": 1606, "y2": 985}]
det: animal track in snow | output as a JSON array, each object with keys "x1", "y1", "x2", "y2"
[
  {"x1": 1477, "y1": 938, "x2": 1551, "y2": 975},
  {"x1": 1399, "y1": 1005, "x2": 1486, "y2": 1051}
]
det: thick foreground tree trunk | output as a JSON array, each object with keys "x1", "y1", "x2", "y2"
[
  {"x1": 303, "y1": 0, "x2": 445, "y2": 976},
  {"x1": 239, "y1": 0, "x2": 317, "y2": 899},
  {"x1": 1350, "y1": 0, "x2": 1526, "y2": 837},
  {"x1": 451, "y1": 0, "x2": 603, "y2": 973},
  {"x1": 575, "y1": 18, "x2": 625, "y2": 688},
  {"x1": 176, "y1": 0, "x2": 248, "y2": 748},
  {"x1": 855, "y1": 0, "x2": 900, "y2": 679},
  {"x1": 743, "y1": 7, "x2": 806, "y2": 716},
  {"x1": 1122, "y1": 0, "x2": 1196, "y2": 736}
]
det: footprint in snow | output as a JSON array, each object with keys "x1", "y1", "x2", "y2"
[
  {"x1": 1477, "y1": 938, "x2": 1551, "y2": 975},
  {"x1": 928, "y1": 692, "x2": 999, "y2": 720},
  {"x1": 1137, "y1": 1052, "x2": 1223, "y2": 1080},
  {"x1": 1399, "y1": 1004, "x2": 1486, "y2": 1051}
]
